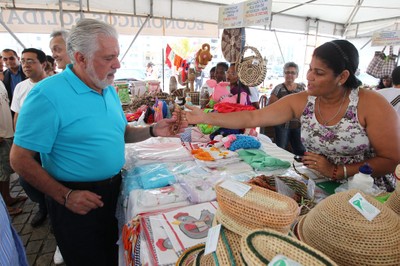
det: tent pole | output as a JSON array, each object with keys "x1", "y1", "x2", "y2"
[
  {"x1": 120, "y1": 15, "x2": 151, "y2": 64},
  {"x1": 273, "y1": 30, "x2": 285, "y2": 63},
  {"x1": 59, "y1": 0, "x2": 65, "y2": 28}
]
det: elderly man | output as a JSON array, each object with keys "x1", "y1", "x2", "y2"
[
  {"x1": 10, "y1": 19, "x2": 187, "y2": 266},
  {"x1": 49, "y1": 30, "x2": 71, "y2": 70}
]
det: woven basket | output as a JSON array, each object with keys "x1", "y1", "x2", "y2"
[
  {"x1": 385, "y1": 183, "x2": 400, "y2": 215},
  {"x1": 221, "y1": 28, "x2": 246, "y2": 63},
  {"x1": 241, "y1": 229, "x2": 337, "y2": 266},
  {"x1": 176, "y1": 243, "x2": 205, "y2": 266},
  {"x1": 236, "y1": 46, "x2": 266, "y2": 87},
  {"x1": 216, "y1": 182, "x2": 299, "y2": 230},
  {"x1": 247, "y1": 175, "x2": 316, "y2": 215},
  {"x1": 297, "y1": 189, "x2": 400, "y2": 266}
]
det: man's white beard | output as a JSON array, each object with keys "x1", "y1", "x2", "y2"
[{"x1": 87, "y1": 61, "x2": 113, "y2": 89}]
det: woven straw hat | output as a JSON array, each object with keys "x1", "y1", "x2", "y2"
[
  {"x1": 176, "y1": 244, "x2": 205, "y2": 266},
  {"x1": 297, "y1": 189, "x2": 400, "y2": 265},
  {"x1": 216, "y1": 182, "x2": 299, "y2": 230},
  {"x1": 241, "y1": 229, "x2": 337, "y2": 266},
  {"x1": 193, "y1": 248, "x2": 216, "y2": 266},
  {"x1": 385, "y1": 183, "x2": 400, "y2": 215},
  {"x1": 216, "y1": 209, "x2": 291, "y2": 236}
]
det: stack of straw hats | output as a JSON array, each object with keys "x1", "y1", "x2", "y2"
[
  {"x1": 385, "y1": 182, "x2": 400, "y2": 215},
  {"x1": 215, "y1": 182, "x2": 299, "y2": 235},
  {"x1": 241, "y1": 229, "x2": 337, "y2": 265},
  {"x1": 296, "y1": 189, "x2": 400, "y2": 265},
  {"x1": 178, "y1": 181, "x2": 338, "y2": 265}
]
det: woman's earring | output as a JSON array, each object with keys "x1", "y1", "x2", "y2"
[{"x1": 338, "y1": 82, "x2": 342, "y2": 86}]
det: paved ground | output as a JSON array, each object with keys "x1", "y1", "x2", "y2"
[{"x1": 9, "y1": 173, "x2": 66, "y2": 266}]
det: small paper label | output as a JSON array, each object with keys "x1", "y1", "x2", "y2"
[
  {"x1": 204, "y1": 224, "x2": 221, "y2": 255},
  {"x1": 219, "y1": 180, "x2": 251, "y2": 197},
  {"x1": 349, "y1": 192, "x2": 381, "y2": 221},
  {"x1": 268, "y1": 254, "x2": 303, "y2": 266}
]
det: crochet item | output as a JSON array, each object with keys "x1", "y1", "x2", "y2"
[
  {"x1": 237, "y1": 149, "x2": 291, "y2": 170},
  {"x1": 191, "y1": 146, "x2": 238, "y2": 161},
  {"x1": 197, "y1": 109, "x2": 220, "y2": 134},
  {"x1": 228, "y1": 135, "x2": 261, "y2": 151},
  {"x1": 195, "y1": 43, "x2": 213, "y2": 69},
  {"x1": 213, "y1": 102, "x2": 256, "y2": 113}
]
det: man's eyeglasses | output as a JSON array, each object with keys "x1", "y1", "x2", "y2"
[
  {"x1": 3, "y1": 57, "x2": 16, "y2": 61},
  {"x1": 21, "y1": 59, "x2": 38, "y2": 66},
  {"x1": 284, "y1": 71, "x2": 297, "y2": 75}
]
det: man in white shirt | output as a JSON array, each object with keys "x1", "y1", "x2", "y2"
[
  {"x1": 11, "y1": 48, "x2": 47, "y2": 227},
  {"x1": 378, "y1": 66, "x2": 400, "y2": 116}
]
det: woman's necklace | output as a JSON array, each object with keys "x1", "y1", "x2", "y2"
[{"x1": 317, "y1": 90, "x2": 347, "y2": 126}]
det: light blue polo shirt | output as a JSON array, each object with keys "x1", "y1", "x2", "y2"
[{"x1": 14, "y1": 64, "x2": 127, "y2": 182}]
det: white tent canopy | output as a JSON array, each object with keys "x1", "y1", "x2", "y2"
[{"x1": 0, "y1": 0, "x2": 399, "y2": 38}]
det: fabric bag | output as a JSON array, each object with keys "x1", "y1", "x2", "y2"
[
  {"x1": 366, "y1": 47, "x2": 386, "y2": 78},
  {"x1": 380, "y1": 46, "x2": 397, "y2": 78},
  {"x1": 366, "y1": 46, "x2": 397, "y2": 78}
]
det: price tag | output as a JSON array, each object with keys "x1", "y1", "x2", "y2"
[
  {"x1": 349, "y1": 192, "x2": 380, "y2": 221},
  {"x1": 268, "y1": 254, "x2": 303, "y2": 266},
  {"x1": 204, "y1": 224, "x2": 221, "y2": 255},
  {"x1": 219, "y1": 180, "x2": 251, "y2": 197}
]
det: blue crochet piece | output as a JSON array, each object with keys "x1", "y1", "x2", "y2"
[{"x1": 229, "y1": 135, "x2": 261, "y2": 151}]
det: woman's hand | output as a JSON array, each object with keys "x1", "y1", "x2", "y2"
[
  {"x1": 302, "y1": 151, "x2": 335, "y2": 178},
  {"x1": 184, "y1": 104, "x2": 207, "y2": 125}
]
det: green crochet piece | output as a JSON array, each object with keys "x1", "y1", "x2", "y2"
[
  {"x1": 197, "y1": 108, "x2": 219, "y2": 134},
  {"x1": 237, "y1": 149, "x2": 291, "y2": 170}
]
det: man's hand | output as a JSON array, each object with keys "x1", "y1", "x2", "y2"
[
  {"x1": 153, "y1": 110, "x2": 189, "y2": 137},
  {"x1": 64, "y1": 190, "x2": 104, "y2": 215}
]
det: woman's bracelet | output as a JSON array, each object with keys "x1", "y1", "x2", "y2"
[
  {"x1": 332, "y1": 165, "x2": 338, "y2": 180},
  {"x1": 64, "y1": 189, "x2": 74, "y2": 206},
  {"x1": 149, "y1": 124, "x2": 156, "y2": 137},
  {"x1": 343, "y1": 165, "x2": 348, "y2": 179}
]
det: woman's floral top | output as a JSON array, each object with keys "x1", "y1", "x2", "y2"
[{"x1": 300, "y1": 88, "x2": 395, "y2": 191}]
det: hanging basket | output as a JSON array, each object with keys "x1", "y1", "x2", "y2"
[
  {"x1": 236, "y1": 46, "x2": 266, "y2": 87},
  {"x1": 221, "y1": 28, "x2": 246, "y2": 63}
]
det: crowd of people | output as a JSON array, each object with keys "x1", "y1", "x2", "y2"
[{"x1": 0, "y1": 18, "x2": 399, "y2": 266}]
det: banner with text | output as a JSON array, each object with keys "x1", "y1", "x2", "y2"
[
  {"x1": 0, "y1": 9, "x2": 219, "y2": 38},
  {"x1": 371, "y1": 30, "x2": 400, "y2": 46},
  {"x1": 218, "y1": 0, "x2": 272, "y2": 29}
]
